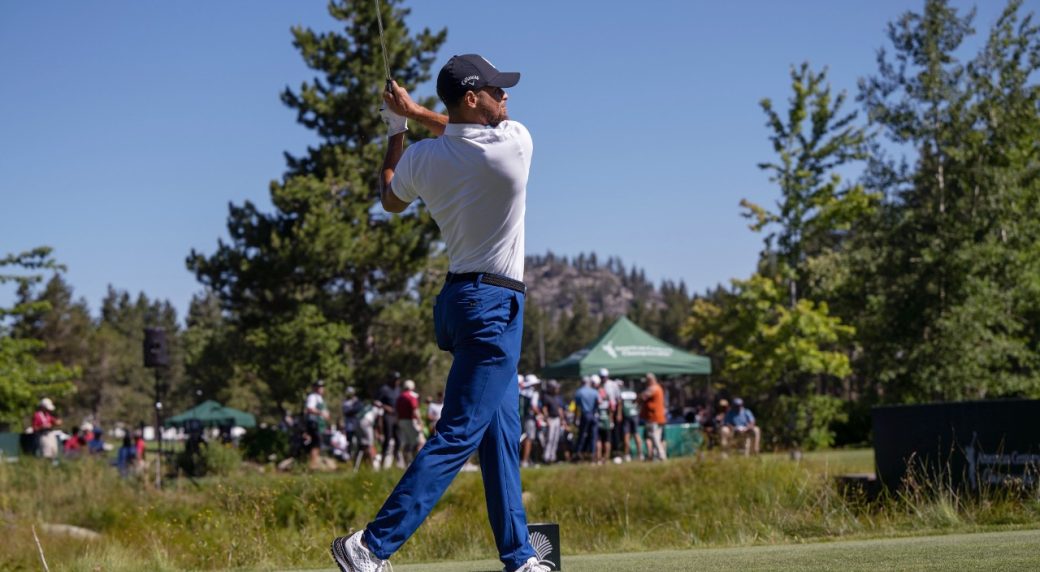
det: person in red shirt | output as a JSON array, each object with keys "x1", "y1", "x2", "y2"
[
  {"x1": 63, "y1": 427, "x2": 82, "y2": 457},
  {"x1": 394, "y1": 380, "x2": 423, "y2": 464},
  {"x1": 639, "y1": 374, "x2": 668, "y2": 461},
  {"x1": 134, "y1": 430, "x2": 147, "y2": 471},
  {"x1": 31, "y1": 398, "x2": 62, "y2": 459}
]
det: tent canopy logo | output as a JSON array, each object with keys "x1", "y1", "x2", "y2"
[{"x1": 601, "y1": 340, "x2": 673, "y2": 359}]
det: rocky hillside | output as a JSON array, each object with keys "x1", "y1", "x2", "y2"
[{"x1": 523, "y1": 252, "x2": 664, "y2": 320}]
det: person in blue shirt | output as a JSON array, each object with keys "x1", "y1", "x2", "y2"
[
  {"x1": 88, "y1": 427, "x2": 106, "y2": 455},
  {"x1": 721, "y1": 398, "x2": 761, "y2": 455},
  {"x1": 574, "y1": 376, "x2": 600, "y2": 463},
  {"x1": 114, "y1": 435, "x2": 136, "y2": 478}
]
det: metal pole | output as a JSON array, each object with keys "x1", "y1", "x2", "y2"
[{"x1": 154, "y1": 368, "x2": 163, "y2": 489}]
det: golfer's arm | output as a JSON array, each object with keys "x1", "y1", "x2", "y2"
[
  {"x1": 380, "y1": 133, "x2": 410, "y2": 213},
  {"x1": 407, "y1": 105, "x2": 448, "y2": 136}
]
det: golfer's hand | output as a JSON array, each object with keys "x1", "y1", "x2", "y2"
[
  {"x1": 382, "y1": 80, "x2": 417, "y2": 118},
  {"x1": 380, "y1": 104, "x2": 408, "y2": 137}
]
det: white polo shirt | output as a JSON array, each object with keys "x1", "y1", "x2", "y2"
[{"x1": 391, "y1": 120, "x2": 533, "y2": 281}]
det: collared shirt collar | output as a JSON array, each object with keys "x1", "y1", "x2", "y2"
[{"x1": 444, "y1": 122, "x2": 499, "y2": 138}]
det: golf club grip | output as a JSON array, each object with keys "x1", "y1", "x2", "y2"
[{"x1": 385, "y1": 79, "x2": 393, "y2": 93}]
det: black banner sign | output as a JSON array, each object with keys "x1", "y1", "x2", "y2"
[{"x1": 872, "y1": 399, "x2": 1040, "y2": 490}]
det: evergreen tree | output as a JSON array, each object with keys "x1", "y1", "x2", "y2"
[
  {"x1": 853, "y1": 0, "x2": 1040, "y2": 402},
  {"x1": 0, "y1": 248, "x2": 77, "y2": 426},
  {"x1": 12, "y1": 274, "x2": 94, "y2": 418},
  {"x1": 81, "y1": 288, "x2": 185, "y2": 426},
  {"x1": 656, "y1": 280, "x2": 691, "y2": 347},
  {"x1": 187, "y1": 0, "x2": 447, "y2": 411}
]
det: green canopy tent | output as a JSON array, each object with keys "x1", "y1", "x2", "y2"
[
  {"x1": 541, "y1": 316, "x2": 711, "y2": 378},
  {"x1": 542, "y1": 317, "x2": 711, "y2": 457},
  {"x1": 164, "y1": 400, "x2": 257, "y2": 429}
]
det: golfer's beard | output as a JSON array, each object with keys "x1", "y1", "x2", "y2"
[
  {"x1": 487, "y1": 109, "x2": 509, "y2": 127},
  {"x1": 482, "y1": 106, "x2": 507, "y2": 128}
]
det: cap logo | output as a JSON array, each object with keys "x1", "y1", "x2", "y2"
[{"x1": 461, "y1": 75, "x2": 480, "y2": 86}]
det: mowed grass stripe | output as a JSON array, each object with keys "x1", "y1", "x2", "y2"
[{"x1": 374, "y1": 528, "x2": 1040, "y2": 572}]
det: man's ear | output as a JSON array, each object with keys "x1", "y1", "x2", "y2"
[{"x1": 464, "y1": 90, "x2": 478, "y2": 108}]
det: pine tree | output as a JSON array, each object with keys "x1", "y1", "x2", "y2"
[
  {"x1": 853, "y1": 0, "x2": 1040, "y2": 402},
  {"x1": 187, "y1": 1, "x2": 447, "y2": 410},
  {"x1": 0, "y1": 248, "x2": 77, "y2": 426}
]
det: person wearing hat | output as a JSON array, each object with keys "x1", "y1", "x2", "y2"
[
  {"x1": 591, "y1": 374, "x2": 614, "y2": 464},
  {"x1": 31, "y1": 398, "x2": 62, "y2": 460},
  {"x1": 304, "y1": 380, "x2": 330, "y2": 469},
  {"x1": 519, "y1": 374, "x2": 541, "y2": 468},
  {"x1": 721, "y1": 397, "x2": 760, "y2": 455},
  {"x1": 332, "y1": 54, "x2": 547, "y2": 572}
]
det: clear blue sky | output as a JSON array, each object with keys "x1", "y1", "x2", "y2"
[{"x1": 1, "y1": 1, "x2": 1029, "y2": 320}]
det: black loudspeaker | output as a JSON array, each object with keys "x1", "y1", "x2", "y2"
[{"x1": 143, "y1": 327, "x2": 169, "y2": 368}]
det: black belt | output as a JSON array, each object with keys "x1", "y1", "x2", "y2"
[{"x1": 446, "y1": 272, "x2": 527, "y2": 294}]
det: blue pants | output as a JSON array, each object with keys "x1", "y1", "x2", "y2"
[
  {"x1": 576, "y1": 413, "x2": 598, "y2": 455},
  {"x1": 364, "y1": 277, "x2": 536, "y2": 571}
]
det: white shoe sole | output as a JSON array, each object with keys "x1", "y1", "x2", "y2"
[{"x1": 330, "y1": 535, "x2": 354, "y2": 572}]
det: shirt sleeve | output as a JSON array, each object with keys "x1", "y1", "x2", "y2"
[
  {"x1": 391, "y1": 146, "x2": 420, "y2": 203},
  {"x1": 510, "y1": 121, "x2": 534, "y2": 168}
]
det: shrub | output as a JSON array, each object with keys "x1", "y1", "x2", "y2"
[
  {"x1": 764, "y1": 394, "x2": 849, "y2": 450},
  {"x1": 175, "y1": 441, "x2": 242, "y2": 477},
  {"x1": 240, "y1": 427, "x2": 290, "y2": 463}
]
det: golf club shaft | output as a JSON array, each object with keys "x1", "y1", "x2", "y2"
[{"x1": 374, "y1": 0, "x2": 392, "y2": 91}]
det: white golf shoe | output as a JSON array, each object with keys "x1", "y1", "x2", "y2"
[
  {"x1": 506, "y1": 556, "x2": 551, "y2": 572},
  {"x1": 330, "y1": 530, "x2": 393, "y2": 572}
]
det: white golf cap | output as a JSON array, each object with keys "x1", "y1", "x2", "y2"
[
  {"x1": 403, "y1": 379, "x2": 416, "y2": 391},
  {"x1": 524, "y1": 374, "x2": 540, "y2": 386},
  {"x1": 599, "y1": 368, "x2": 609, "y2": 378},
  {"x1": 39, "y1": 398, "x2": 55, "y2": 411},
  {"x1": 581, "y1": 375, "x2": 591, "y2": 384},
  {"x1": 591, "y1": 374, "x2": 602, "y2": 386}
]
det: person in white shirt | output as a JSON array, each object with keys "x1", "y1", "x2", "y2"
[
  {"x1": 600, "y1": 368, "x2": 623, "y2": 459},
  {"x1": 425, "y1": 392, "x2": 444, "y2": 437},
  {"x1": 358, "y1": 402, "x2": 384, "y2": 470},
  {"x1": 304, "y1": 380, "x2": 330, "y2": 469},
  {"x1": 331, "y1": 54, "x2": 546, "y2": 572}
]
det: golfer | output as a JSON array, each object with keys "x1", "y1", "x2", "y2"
[{"x1": 331, "y1": 54, "x2": 546, "y2": 572}]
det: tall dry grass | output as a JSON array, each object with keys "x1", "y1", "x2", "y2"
[{"x1": 1, "y1": 451, "x2": 1038, "y2": 570}]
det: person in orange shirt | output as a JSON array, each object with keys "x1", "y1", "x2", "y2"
[{"x1": 639, "y1": 373, "x2": 668, "y2": 461}]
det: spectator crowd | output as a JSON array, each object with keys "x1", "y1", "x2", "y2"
[
  {"x1": 299, "y1": 369, "x2": 762, "y2": 472},
  {"x1": 24, "y1": 397, "x2": 148, "y2": 477},
  {"x1": 21, "y1": 371, "x2": 761, "y2": 476}
]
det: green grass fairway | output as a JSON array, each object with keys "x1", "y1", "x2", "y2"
[{"x1": 375, "y1": 529, "x2": 1040, "y2": 571}]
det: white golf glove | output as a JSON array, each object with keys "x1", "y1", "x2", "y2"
[{"x1": 380, "y1": 105, "x2": 408, "y2": 137}]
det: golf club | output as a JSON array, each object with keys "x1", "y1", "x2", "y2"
[{"x1": 373, "y1": 0, "x2": 392, "y2": 92}]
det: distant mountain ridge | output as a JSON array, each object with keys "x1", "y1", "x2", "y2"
[{"x1": 522, "y1": 252, "x2": 664, "y2": 320}]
